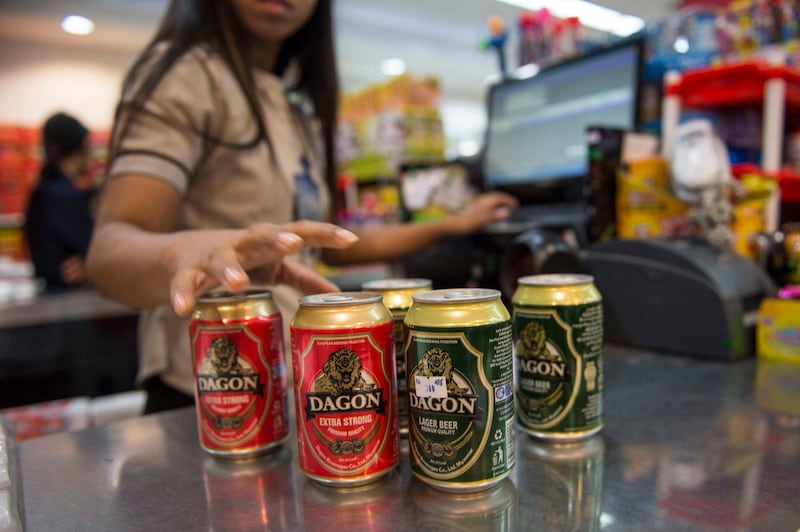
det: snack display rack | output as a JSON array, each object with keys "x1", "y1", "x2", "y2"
[{"x1": 661, "y1": 59, "x2": 800, "y2": 229}]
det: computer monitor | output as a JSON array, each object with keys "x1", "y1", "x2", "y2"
[{"x1": 482, "y1": 38, "x2": 645, "y2": 204}]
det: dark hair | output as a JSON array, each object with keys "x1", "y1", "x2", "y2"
[
  {"x1": 42, "y1": 112, "x2": 89, "y2": 168},
  {"x1": 110, "y1": 0, "x2": 339, "y2": 185}
]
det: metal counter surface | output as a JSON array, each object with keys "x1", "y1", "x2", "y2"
[
  {"x1": 0, "y1": 288, "x2": 137, "y2": 330},
  {"x1": 18, "y1": 348, "x2": 800, "y2": 531}
]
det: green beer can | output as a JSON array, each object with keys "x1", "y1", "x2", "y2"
[
  {"x1": 512, "y1": 274, "x2": 603, "y2": 441},
  {"x1": 405, "y1": 288, "x2": 516, "y2": 492}
]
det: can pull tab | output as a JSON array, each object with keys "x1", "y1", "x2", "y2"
[
  {"x1": 321, "y1": 294, "x2": 355, "y2": 303},
  {"x1": 443, "y1": 291, "x2": 470, "y2": 300}
]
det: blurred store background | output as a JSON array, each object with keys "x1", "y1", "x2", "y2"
[{"x1": 0, "y1": 0, "x2": 798, "y2": 440}]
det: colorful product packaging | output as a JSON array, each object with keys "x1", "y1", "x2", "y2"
[{"x1": 756, "y1": 295, "x2": 800, "y2": 363}]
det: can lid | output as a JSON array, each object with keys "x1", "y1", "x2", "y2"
[
  {"x1": 411, "y1": 288, "x2": 500, "y2": 304},
  {"x1": 361, "y1": 278, "x2": 432, "y2": 290},
  {"x1": 197, "y1": 289, "x2": 273, "y2": 303},
  {"x1": 517, "y1": 274, "x2": 594, "y2": 287},
  {"x1": 299, "y1": 291, "x2": 383, "y2": 306}
]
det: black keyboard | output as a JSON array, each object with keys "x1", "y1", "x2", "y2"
[{"x1": 484, "y1": 201, "x2": 589, "y2": 235}]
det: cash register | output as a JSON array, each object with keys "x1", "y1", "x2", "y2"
[
  {"x1": 479, "y1": 38, "x2": 775, "y2": 360},
  {"x1": 572, "y1": 237, "x2": 776, "y2": 360}
]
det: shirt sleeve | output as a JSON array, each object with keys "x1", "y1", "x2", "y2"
[{"x1": 108, "y1": 48, "x2": 220, "y2": 195}]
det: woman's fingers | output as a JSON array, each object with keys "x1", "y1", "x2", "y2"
[
  {"x1": 205, "y1": 247, "x2": 251, "y2": 293},
  {"x1": 170, "y1": 266, "x2": 203, "y2": 315},
  {"x1": 168, "y1": 239, "x2": 250, "y2": 315},
  {"x1": 282, "y1": 221, "x2": 358, "y2": 248},
  {"x1": 235, "y1": 222, "x2": 357, "y2": 271},
  {"x1": 167, "y1": 222, "x2": 356, "y2": 315},
  {"x1": 477, "y1": 192, "x2": 518, "y2": 218},
  {"x1": 250, "y1": 260, "x2": 339, "y2": 295},
  {"x1": 453, "y1": 192, "x2": 519, "y2": 233}
]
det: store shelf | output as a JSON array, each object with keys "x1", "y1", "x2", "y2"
[
  {"x1": 670, "y1": 61, "x2": 800, "y2": 110},
  {"x1": 661, "y1": 60, "x2": 800, "y2": 231},
  {"x1": 734, "y1": 163, "x2": 800, "y2": 202},
  {"x1": 0, "y1": 213, "x2": 23, "y2": 229},
  {"x1": 663, "y1": 59, "x2": 800, "y2": 179}
]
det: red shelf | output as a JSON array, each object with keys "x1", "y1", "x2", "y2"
[
  {"x1": 733, "y1": 163, "x2": 800, "y2": 203},
  {"x1": 670, "y1": 62, "x2": 800, "y2": 111},
  {"x1": 663, "y1": 61, "x2": 800, "y2": 227}
]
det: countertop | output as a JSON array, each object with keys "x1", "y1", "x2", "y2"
[
  {"x1": 0, "y1": 270, "x2": 386, "y2": 331},
  {"x1": 17, "y1": 347, "x2": 800, "y2": 531},
  {"x1": 0, "y1": 288, "x2": 137, "y2": 330},
  {"x1": 0, "y1": 288, "x2": 140, "y2": 407}
]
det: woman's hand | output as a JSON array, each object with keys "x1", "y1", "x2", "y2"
[
  {"x1": 447, "y1": 192, "x2": 518, "y2": 235},
  {"x1": 163, "y1": 221, "x2": 358, "y2": 315},
  {"x1": 88, "y1": 176, "x2": 359, "y2": 315},
  {"x1": 60, "y1": 255, "x2": 88, "y2": 286}
]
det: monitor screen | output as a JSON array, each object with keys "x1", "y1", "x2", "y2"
[{"x1": 482, "y1": 38, "x2": 644, "y2": 203}]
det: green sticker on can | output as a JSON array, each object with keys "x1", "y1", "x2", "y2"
[{"x1": 406, "y1": 322, "x2": 515, "y2": 488}]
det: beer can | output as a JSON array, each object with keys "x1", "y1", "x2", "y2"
[
  {"x1": 404, "y1": 288, "x2": 516, "y2": 492},
  {"x1": 290, "y1": 292, "x2": 399, "y2": 486},
  {"x1": 512, "y1": 274, "x2": 604, "y2": 441},
  {"x1": 189, "y1": 290, "x2": 289, "y2": 458},
  {"x1": 362, "y1": 278, "x2": 433, "y2": 437},
  {"x1": 516, "y1": 436, "x2": 604, "y2": 530}
]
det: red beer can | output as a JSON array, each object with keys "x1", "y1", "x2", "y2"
[
  {"x1": 189, "y1": 290, "x2": 289, "y2": 458},
  {"x1": 290, "y1": 292, "x2": 399, "y2": 486}
]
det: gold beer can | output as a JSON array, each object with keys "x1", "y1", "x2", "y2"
[
  {"x1": 512, "y1": 274, "x2": 604, "y2": 441},
  {"x1": 362, "y1": 278, "x2": 433, "y2": 437},
  {"x1": 405, "y1": 288, "x2": 516, "y2": 493}
]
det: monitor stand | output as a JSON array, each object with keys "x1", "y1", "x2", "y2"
[{"x1": 564, "y1": 237, "x2": 777, "y2": 360}]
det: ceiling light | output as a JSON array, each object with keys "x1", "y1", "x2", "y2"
[
  {"x1": 496, "y1": 0, "x2": 645, "y2": 37},
  {"x1": 381, "y1": 58, "x2": 406, "y2": 77},
  {"x1": 673, "y1": 36, "x2": 690, "y2": 54},
  {"x1": 514, "y1": 63, "x2": 540, "y2": 79},
  {"x1": 61, "y1": 14, "x2": 95, "y2": 36},
  {"x1": 457, "y1": 140, "x2": 481, "y2": 157}
]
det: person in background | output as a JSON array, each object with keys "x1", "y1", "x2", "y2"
[
  {"x1": 25, "y1": 112, "x2": 97, "y2": 290},
  {"x1": 86, "y1": 0, "x2": 517, "y2": 414}
]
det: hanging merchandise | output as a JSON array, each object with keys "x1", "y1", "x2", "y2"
[
  {"x1": 515, "y1": 10, "x2": 583, "y2": 68},
  {"x1": 648, "y1": 0, "x2": 800, "y2": 76},
  {"x1": 479, "y1": 15, "x2": 509, "y2": 77},
  {"x1": 647, "y1": 5, "x2": 723, "y2": 76}
]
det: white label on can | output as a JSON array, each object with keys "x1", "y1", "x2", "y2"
[{"x1": 414, "y1": 375, "x2": 448, "y2": 398}]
